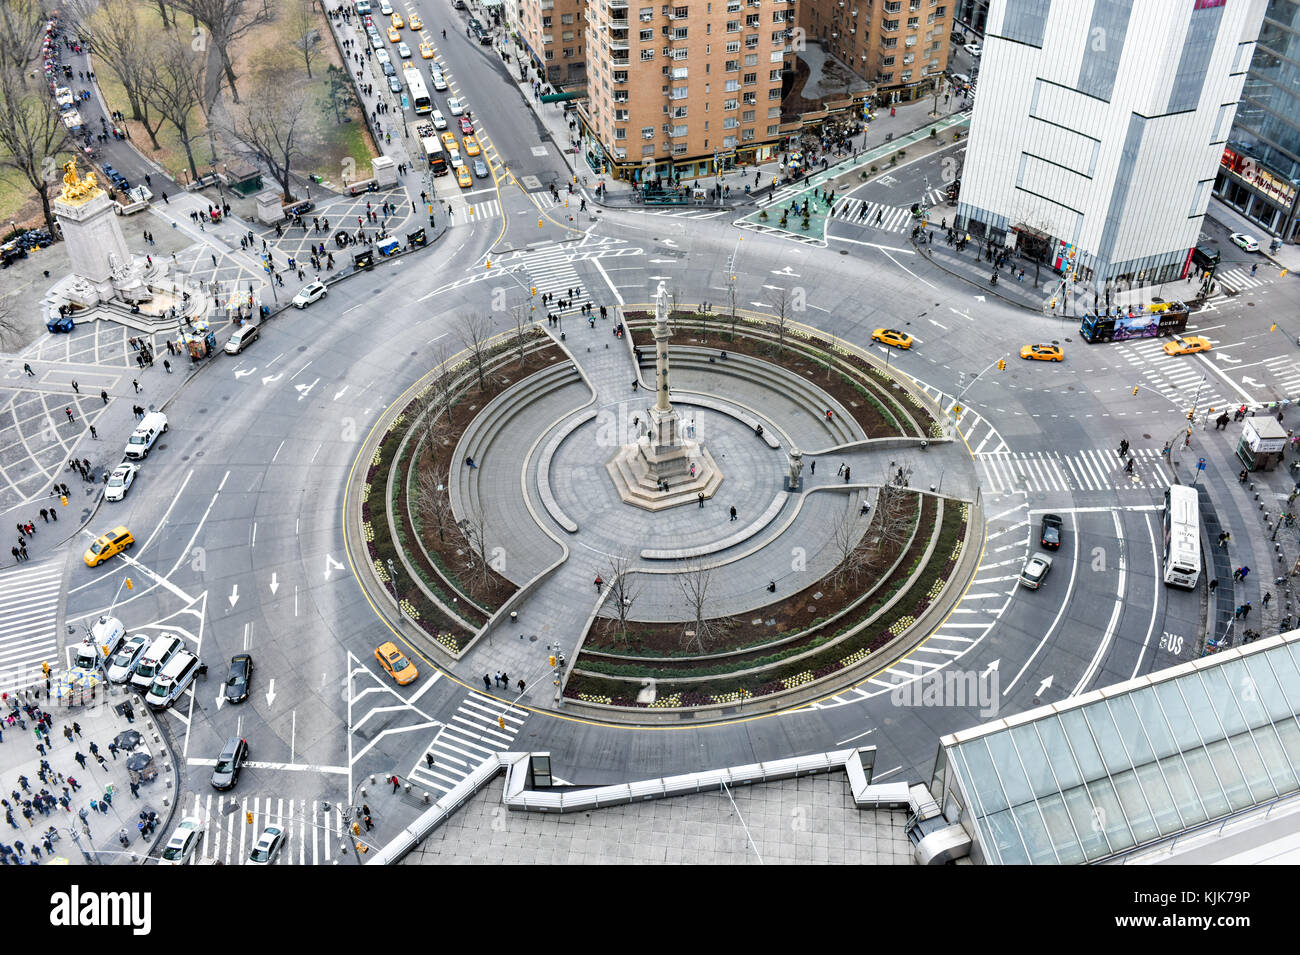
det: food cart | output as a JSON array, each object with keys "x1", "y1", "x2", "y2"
[
  {"x1": 1236, "y1": 416, "x2": 1287, "y2": 472},
  {"x1": 183, "y1": 318, "x2": 218, "y2": 361}
]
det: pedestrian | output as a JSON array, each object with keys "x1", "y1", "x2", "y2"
[
  {"x1": 483, "y1": 674, "x2": 491, "y2": 691},
  {"x1": 730, "y1": 506, "x2": 737, "y2": 521},
  {"x1": 698, "y1": 492, "x2": 705, "y2": 508},
  {"x1": 65, "y1": 407, "x2": 74, "y2": 424},
  {"x1": 363, "y1": 814, "x2": 373, "y2": 831},
  {"x1": 1233, "y1": 566, "x2": 1244, "y2": 581},
  {"x1": 810, "y1": 460, "x2": 815, "y2": 475},
  {"x1": 1240, "y1": 565, "x2": 1251, "y2": 582},
  {"x1": 108, "y1": 742, "x2": 118, "y2": 759},
  {"x1": 132, "y1": 379, "x2": 140, "y2": 393},
  {"x1": 68, "y1": 777, "x2": 80, "y2": 792},
  {"x1": 129, "y1": 781, "x2": 139, "y2": 798},
  {"x1": 425, "y1": 753, "x2": 435, "y2": 769},
  {"x1": 390, "y1": 775, "x2": 400, "y2": 793},
  {"x1": 1220, "y1": 532, "x2": 1231, "y2": 549},
  {"x1": 40, "y1": 508, "x2": 47, "y2": 523},
  {"x1": 1263, "y1": 591, "x2": 1272, "y2": 607},
  {"x1": 100, "y1": 389, "x2": 108, "y2": 405},
  {"x1": 72, "y1": 720, "x2": 82, "y2": 738},
  {"x1": 74, "y1": 751, "x2": 86, "y2": 769},
  {"x1": 89, "y1": 425, "x2": 97, "y2": 440},
  {"x1": 71, "y1": 380, "x2": 79, "y2": 393},
  {"x1": 1209, "y1": 578, "x2": 1218, "y2": 593},
  {"x1": 494, "y1": 671, "x2": 502, "y2": 688},
  {"x1": 837, "y1": 462, "x2": 845, "y2": 477},
  {"x1": 844, "y1": 466, "x2": 851, "y2": 482}
]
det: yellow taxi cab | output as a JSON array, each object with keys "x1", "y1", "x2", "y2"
[
  {"x1": 84, "y1": 526, "x2": 134, "y2": 567},
  {"x1": 440, "y1": 131, "x2": 458, "y2": 151},
  {"x1": 462, "y1": 135, "x2": 481, "y2": 157},
  {"x1": 387, "y1": 24, "x2": 401, "y2": 41},
  {"x1": 419, "y1": 41, "x2": 434, "y2": 58},
  {"x1": 871, "y1": 328, "x2": 914, "y2": 349},
  {"x1": 390, "y1": 12, "x2": 403, "y2": 28},
  {"x1": 1162, "y1": 335, "x2": 1212, "y2": 356},
  {"x1": 1020, "y1": 343, "x2": 1064, "y2": 361},
  {"x1": 375, "y1": 642, "x2": 418, "y2": 685},
  {"x1": 457, "y1": 164, "x2": 473, "y2": 188},
  {"x1": 409, "y1": 13, "x2": 422, "y2": 29}
]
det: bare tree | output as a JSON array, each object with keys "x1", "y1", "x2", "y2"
[
  {"x1": 0, "y1": 0, "x2": 45, "y2": 78},
  {"x1": 676, "y1": 561, "x2": 730, "y2": 652},
  {"x1": 0, "y1": 67, "x2": 73, "y2": 233},
  {"x1": 765, "y1": 286, "x2": 792, "y2": 357},
  {"x1": 71, "y1": 0, "x2": 156, "y2": 133},
  {"x1": 860, "y1": 480, "x2": 917, "y2": 574},
  {"x1": 0, "y1": 292, "x2": 18, "y2": 349},
  {"x1": 143, "y1": 34, "x2": 207, "y2": 180},
  {"x1": 456, "y1": 314, "x2": 492, "y2": 391},
  {"x1": 286, "y1": 0, "x2": 321, "y2": 79},
  {"x1": 605, "y1": 554, "x2": 643, "y2": 643},
  {"x1": 455, "y1": 501, "x2": 493, "y2": 594},
  {"x1": 830, "y1": 504, "x2": 874, "y2": 590},
  {"x1": 426, "y1": 340, "x2": 457, "y2": 424},
  {"x1": 510, "y1": 302, "x2": 530, "y2": 368},
  {"x1": 414, "y1": 466, "x2": 453, "y2": 546},
  {"x1": 168, "y1": 0, "x2": 275, "y2": 103},
  {"x1": 824, "y1": 331, "x2": 838, "y2": 381},
  {"x1": 226, "y1": 58, "x2": 309, "y2": 201}
]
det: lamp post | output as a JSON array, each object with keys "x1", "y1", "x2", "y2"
[{"x1": 386, "y1": 558, "x2": 401, "y2": 619}]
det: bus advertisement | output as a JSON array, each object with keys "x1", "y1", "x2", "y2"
[{"x1": 1079, "y1": 302, "x2": 1189, "y2": 343}]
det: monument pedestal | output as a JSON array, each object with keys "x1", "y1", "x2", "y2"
[
  {"x1": 53, "y1": 190, "x2": 130, "y2": 304},
  {"x1": 605, "y1": 438, "x2": 723, "y2": 512}
]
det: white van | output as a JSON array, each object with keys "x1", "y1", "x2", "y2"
[
  {"x1": 71, "y1": 615, "x2": 126, "y2": 671},
  {"x1": 146, "y1": 650, "x2": 200, "y2": 710},
  {"x1": 124, "y1": 411, "x2": 168, "y2": 460},
  {"x1": 224, "y1": 324, "x2": 259, "y2": 355},
  {"x1": 131, "y1": 634, "x2": 184, "y2": 691}
]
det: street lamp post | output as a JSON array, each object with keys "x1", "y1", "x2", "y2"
[{"x1": 386, "y1": 558, "x2": 401, "y2": 618}]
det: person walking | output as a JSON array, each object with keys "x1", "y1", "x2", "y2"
[
  {"x1": 132, "y1": 379, "x2": 140, "y2": 393},
  {"x1": 390, "y1": 775, "x2": 400, "y2": 794},
  {"x1": 73, "y1": 751, "x2": 86, "y2": 769},
  {"x1": 1209, "y1": 578, "x2": 1218, "y2": 593},
  {"x1": 729, "y1": 506, "x2": 738, "y2": 521},
  {"x1": 483, "y1": 674, "x2": 491, "y2": 691},
  {"x1": 424, "y1": 753, "x2": 435, "y2": 769},
  {"x1": 809, "y1": 460, "x2": 815, "y2": 475},
  {"x1": 1263, "y1": 591, "x2": 1272, "y2": 608},
  {"x1": 100, "y1": 389, "x2": 108, "y2": 405},
  {"x1": 64, "y1": 407, "x2": 74, "y2": 424},
  {"x1": 843, "y1": 466, "x2": 851, "y2": 482},
  {"x1": 163, "y1": 359, "x2": 171, "y2": 374},
  {"x1": 698, "y1": 492, "x2": 705, "y2": 508},
  {"x1": 23, "y1": 363, "x2": 33, "y2": 376},
  {"x1": 594, "y1": 575, "x2": 603, "y2": 593},
  {"x1": 71, "y1": 721, "x2": 81, "y2": 738}
]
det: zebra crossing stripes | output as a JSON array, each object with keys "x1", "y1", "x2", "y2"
[
  {"x1": 178, "y1": 793, "x2": 344, "y2": 865},
  {"x1": 831, "y1": 188, "x2": 947, "y2": 233},
  {"x1": 978, "y1": 447, "x2": 1167, "y2": 494},
  {"x1": 500, "y1": 244, "x2": 588, "y2": 309},
  {"x1": 1113, "y1": 339, "x2": 1230, "y2": 409},
  {"x1": 447, "y1": 197, "x2": 500, "y2": 224},
  {"x1": 408, "y1": 692, "x2": 526, "y2": 793},
  {"x1": 913, "y1": 382, "x2": 1007, "y2": 453},
  {"x1": 0, "y1": 559, "x2": 62, "y2": 689},
  {"x1": 1262, "y1": 355, "x2": 1300, "y2": 397},
  {"x1": 1215, "y1": 267, "x2": 1266, "y2": 294}
]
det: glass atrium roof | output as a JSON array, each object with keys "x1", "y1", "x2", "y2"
[{"x1": 939, "y1": 632, "x2": 1300, "y2": 864}]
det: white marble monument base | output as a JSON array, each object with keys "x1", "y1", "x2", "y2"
[{"x1": 605, "y1": 437, "x2": 723, "y2": 511}]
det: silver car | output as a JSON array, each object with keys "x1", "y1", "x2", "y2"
[
  {"x1": 105, "y1": 634, "x2": 150, "y2": 683},
  {"x1": 1019, "y1": 553, "x2": 1053, "y2": 590},
  {"x1": 248, "y1": 825, "x2": 284, "y2": 865},
  {"x1": 104, "y1": 463, "x2": 138, "y2": 502}
]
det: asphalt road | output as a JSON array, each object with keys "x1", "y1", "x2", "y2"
[{"x1": 24, "y1": 0, "x2": 1300, "y2": 860}]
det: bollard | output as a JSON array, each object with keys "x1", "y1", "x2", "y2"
[
  {"x1": 510, "y1": 611, "x2": 518, "y2": 624},
  {"x1": 423, "y1": 791, "x2": 431, "y2": 803}
]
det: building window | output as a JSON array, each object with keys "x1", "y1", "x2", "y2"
[
  {"x1": 742, "y1": 127, "x2": 755, "y2": 140},
  {"x1": 640, "y1": 28, "x2": 653, "y2": 39},
  {"x1": 901, "y1": 70, "x2": 912, "y2": 81},
  {"x1": 672, "y1": 65, "x2": 688, "y2": 77},
  {"x1": 884, "y1": 0, "x2": 900, "y2": 10},
  {"x1": 768, "y1": 86, "x2": 781, "y2": 98},
  {"x1": 672, "y1": 143, "x2": 688, "y2": 155},
  {"x1": 726, "y1": 59, "x2": 739, "y2": 71},
  {"x1": 742, "y1": 109, "x2": 755, "y2": 122},
  {"x1": 642, "y1": 145, "x2": 656, "y2": 157},
  {"x1": 724, "y1": 98, "x2": 738, "y2": 109},
  {"x1": 673, "y1": 5, "x2": 689, "y2": 16},
  {"x1": 561, "y1": 13, "x2": 574, "y2": 23},
  {"x1": 544, "y1": 49, "x2": 554, "y2": 59},
  {"x1": 745, "y1": 34, "x2": 758, "y2": 48},
  {"x1": 723, "y1": 135, "x2": 738, "y2": 147},
  {"x1": 672, "y1": 123, "x2": 688, "y2": 136},
  {"x1": 562, "y1": 30, "x2": 574, "y2": 40},
  {"x1": 614, "y1": 90, "x2": 629, "y2": 101},
  {"x1": 882, "y1": 18, "x2": 898, "y2": 30},
  {"x1": 673, "y1": 26, "x2": 688, "y2": 38},
  {"x1": 642, "y1": 126, "x2": 655, "y2": 138},
  {"x1": 672, "y1": 47, "x2": 689, "y2": 58},
  {"x1": 543, "y1": 15, "x2": 552, "y2": 26},
  {"x1": 742, "y1": 91, "x2": 756, "y2": 104},
  {"x1": 564, "y1": 47, "x2": 574, "y2": 57},
  {"x1": 767, "y1": 123, "x2": 780, "y2": 134},
  {"x1": 769, "y1": 68, "x2": 782, "y2": 80},
  {"x1": 743, "y1": 71, "x2": 756, "y2": 84},
  {"x1": 725, "y1": 78, "x2": 739, "y2": 91},
  {"x1": 616, "y1": 109, "x2": 630, "y2": 120},
  {"x1": 907, "y1": 16, "x2": 918, "y2": 27},
  {"x1": 673, "y1": 105, "x2": 688, "y2": 117},
  {"x1": 614, "y1": 70, "x2": 628, "y2": 82},
  {"x1": 744, "y1": 53, "x2": 757, "y2": 65},
  {"x1": 726, "y1": 40, "x2": 740, "y2": 52},
  {"x1": 881, "y1": 36, "x2": 896, "y2": 48},
  {"x1": 671, "y1": 85, "x2": 689, "y2": 98},
  {"x1": 724, "y1": 117, "x2": 739, "y2": 128},
  {"x1": 727, "y1": 19, "x2": 740, "y2": 31},
  {"x1": 639, "y1": 6, "x2": 654, "y2": 18},
  {"x1": 616, "y1": 127, "x2": 627, "y2": 139},
  {"x1": 746, "y1": 13, "x2": 759, "y2": 26},
  {"x1": 902, "y1": 52, "x2": 913, "y2": 63}
]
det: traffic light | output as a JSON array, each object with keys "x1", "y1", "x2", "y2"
[
  {"x1": 1133, "y1": 385, "x2": 1140, "y2": 396},
  {"x1": 531, "y1": 287, "x2": 537, "y2": 296},
  {"x1": 1187, "y1": 409, "x2": 1194, "y2": 420},
  {"x1": 125, "y1": 578, "x2": 133, "y2": 591},
  {"x1": 60, "y1": 495, "x2": 67, "y2": 506},
  {"x1": 548, "y1": 654, "x2": 556, "y2": 667},
  {"x1": 1272, "y1": 323, "x2": 1278, "y2": 332},
  {"x1": 538, "y1": 218, "x2": 543, "y2": 228},
  {"x1": 996, "y1": 359, "x2": 1006, "y2": 371},
  {"x1": 41, "y1": 661, "x2": 50, "y2": 676},
  {"x1": 352, "y1": 822, "x2": 361, "y2": 835},
  {"x1": 246, "y1": 811, "x2": 253, "y2": 824},
  {"x1": 497, "y1": 716, "x2": 505, "y2": 730}
]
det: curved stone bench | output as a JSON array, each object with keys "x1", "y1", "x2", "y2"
[
  {"x1": 640, "y1": 489, "x2": 789, "y2": 560},
  {"x1": 451, "y1": 363, "x2": 583, "y2": 527},
  {"x1": 669, "y1": 348, "x2": 865, "y2": 446},
  {"x1": 535, "y1": 408, "x2": 598, "y2": 533}
]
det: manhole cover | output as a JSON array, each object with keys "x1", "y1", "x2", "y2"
[{"x1": 521, "y1": 175, "x2": 542, "y2": 189}]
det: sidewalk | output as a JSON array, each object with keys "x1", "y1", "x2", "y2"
[
  {"x1": 919, "y1": 237, "x2": 1064, "y2": 313},
  {"x1": 0, "y1": 684, "x2": 179, "y2": 865}
]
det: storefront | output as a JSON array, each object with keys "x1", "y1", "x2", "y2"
[{"x1": 1214, "y1": 145, "x2": 1300, "y2": 244}]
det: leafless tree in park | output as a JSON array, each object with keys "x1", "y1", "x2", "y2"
[
  {"x1": 286, "y1": 0, "x2": 322, "y2": 79},
  {"x1": 0, "y1": 0, "x2": 45, "y2": 78},
  {"x1": 676, "y1": 561, "x2": 731, "y2": 652},
  {"x1": 414, "y1": 466, "x2": 453, "y2": 546},
  {"x1": 605, "y1": 554, "x2": 643, "y2": 643},
  {"x1": 861, "y1": 481, "x2": 917, "y2": 574},
  {"x1": 143, "y1": 33, "x2": 208, "y2": 180},
  {"x1": 0, "y1": 67, "x2": 73, "y2": 233},
  {"x1": 456, "y1": 314, "x2": 492, "y2": 392},
  {"x1": 765, "y1": 285, "x2": 792, "y2": 357},
  {"x1": 168, "y1": 0, "x2": 274, "y2": 103},
  {"x1": 0, "y1": 293, "x2": 19, "y2": 349},
  {"x1": 67, "y1": 0, "x2": 152, "y2": 131},
  {"x1": 456, "y1": 501, "x2": 493, "y2": 594},
  {"x1": 830, "y1": 505, "x2": 873, "y2": 590},
  {"x1": 424, "y1": 340, "x2": 459, "y2": 425},
  {"x1": 510, "y1": 303, "x2": 531, "y2": 368},
  {"x1": 226, "y1": 58, "x2": 309, "y2": 202}
]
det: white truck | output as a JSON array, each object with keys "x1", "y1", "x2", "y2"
[
  {"x1": 114, "y1": 185, "x2": 153, "y2": 215},
  {"x1": 71, "y1": 615, "x2": 127, "y2": 672}
]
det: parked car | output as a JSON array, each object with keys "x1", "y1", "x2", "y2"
[
  {"x1": 103, "y1": 463, "x2": 139, "y2": 502},
  {"x1": 105, "y1": 634, "x2": 150, "y2": 684},
  {"x1": 387, "y1": 74, "x2": 403, "y2": 93},
  {"x1": 964, "y1": 42, "x2": 982, "y2": 56}
]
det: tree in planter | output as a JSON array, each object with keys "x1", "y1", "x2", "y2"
[
  {"x1": 414, "y1": 465, "x2": 454, "y2": 545},
  {"x1": 864, "y1": 480, "x2": 917, "y2": 574},
  {"x1": 830, "y1": 503, "x2": 873, "y2": 591},
  {"x1": 426, "y1": 340, "x2": 457, "y2": 424},
  {"x1": 765, "y1": 285, "x2": 794, "y2": 358},
  {"x1": 455, "y1": 500, "x2": 494, "y2": 596},
  {"x1": 510, "y1": 302, "x2": 530, "y2": 368},
  {"x1": 456, "y1": 313, "x2": 492, "y2": 391},
  {"x1": 605, "y1": 554, "x2": 643, "y2": 644},
  {"x1": 676, "y1": 560, "x2": 731, "y2": 653}
]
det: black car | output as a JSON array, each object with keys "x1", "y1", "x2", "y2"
[
  {"x1": 1040, "y1": 513, "x2": 1063, "y2": 550},
  {"x1": 283, "y1": 200, "x2": 314, "y2": 217},
  {"x1": 210, "y1": 736, "x2": 248, "y2": 790},
  {"x1": 224, "y1": 653, "x2": 253, "y2": 703}
]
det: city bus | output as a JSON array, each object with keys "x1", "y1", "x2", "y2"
[
  {"x1": 406, "y1": 68, "x2": 432, "y2": 115},
  {"x1": 1162, "y1": 484, "x2": 1201, "y2": 588},
  {"x1": 1079, "y1": 301, "x2": 1189, "y2": 343},
  {"x1": 410, "y1": 121, "x2": 449, "y2": 175}
]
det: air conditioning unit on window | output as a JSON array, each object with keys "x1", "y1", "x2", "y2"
[{"x1": 641, "y1": 11, "x2": 653, "y2": 19}]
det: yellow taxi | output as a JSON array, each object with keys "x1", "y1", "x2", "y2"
[
  {"x1": 871, "y1": 328, "x2": 914, "y2": 349},
  {"x1": 387, "y1": 24, "x2": 401, "y2": 41},
  {"x1": 1020, "y1": 343, "x2": 1064, "y2": 361},
  {"x1": 376, "y1": 641, "x2": 418, "y2": 685},
  {"x1": 390, "y1": 12, "x2": 403, "y2": 28},
  {"x1": 440, "y1": 131, "x2": 459, "y2": 151},
  {"x1": 1162, "y1": 335, "x2": 1212, "y2": 356},
  {"x1": 84, "y1": 526, "x2": 134, "y2": 567},
  {"x1": 409, "y1": 13, "x2": 423, "y2": 29},
  {"x1": 419, "y1": 41, "x2": 434, "y2": 58},
  {"x1": 462, "y1": 135, "x2": 481, "y2": 157},
  {"x1": 457, "y1": 164, "x2": 473, "y2": 188}
]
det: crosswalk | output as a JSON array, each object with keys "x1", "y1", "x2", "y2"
[
  {"x1": 1260, "y1": 354, "x2": 1300, "y2": 397},
  {"x1": 1112, "y1": 338, "x2": 1230, "y2": 410},
  {"x1": 914, "y1": 382, "x2": 1008, "y2": 454},
  {"x1": 447, "y1": 196, "x2": 500, "y2": 224},
  {"x1": 1216, "y1": 266, "x2": 1268, "y2": 294},
  {"x1": 0, "y1": 559, "x2": 62, "y2": 690},
  {"x1": 978, "y1": 447, "x2": 1168, "y2": 494},
  {"x1": 500, "y1": 245, "x2": 589, "y2": 311},
  {"x1": 176, "y1": 793, "x2": 346, "y2": 865},
  {"x1": 831, "y1": 187, "x2": 948, "y2": 233},
  {"x1": 408, "y1": 691, "x2": 526, "y2": 793}
]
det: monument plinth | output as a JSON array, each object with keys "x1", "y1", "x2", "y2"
[
  {"x1": 606, "y1": 282, "x2": 723, "y2": 511},
  {"x1": 52, "y1": 161, "x2": 130, "y2": 301}
]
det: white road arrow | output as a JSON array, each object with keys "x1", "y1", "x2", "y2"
[
  {"x1": 324, "y1": 553, "x2": 345, "y2": 579},
  {"x1": 1215, "y1": 353, "x2": 1242, "y2": 364},
  {"x1": 973, "y1": 295, "x2": 986, "y2": 302},
  {"x1": 234, "y1": 368, "x2": 256, "y2": 379},
  {"x1": 771, "y1": 266, "x2": 801, "y2": 277},
  {"x1": 261, "y1": 372, "x2": 283, "y2": 385},
  {"x1": 228, "y1": 584, "x2": 239, "y2": 608},
  {"x1": 1035, "y1": 674, "x2": 1054, "y2": 697},
  {"x1": 1242, "y1": 376, "x2": 1263, "y2": 388},
  {"x1": 661, "y1": 239, "x2": 679, "y2": 248},
  {"x1": 265, "y1": 678, "x2": 276, "y2": 708},
  {"x1": 269, "y1": 573, "x2": 279, "y2": 595},
  {"x1": 983, "y1": 659, "x2": 1000, "y2": 677},
  {"x1": 647, "y1": 258, "x2": 676, "y2": 264},
  {"x1": 214, "y1": 693, "x2": 226, "y2": 710},
  {"x1": 333, "y1": 386, "x2": 349, "y2": 401},
  {"x1": 295, "y1": 377, "x2": 320, "y2": 401}
]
